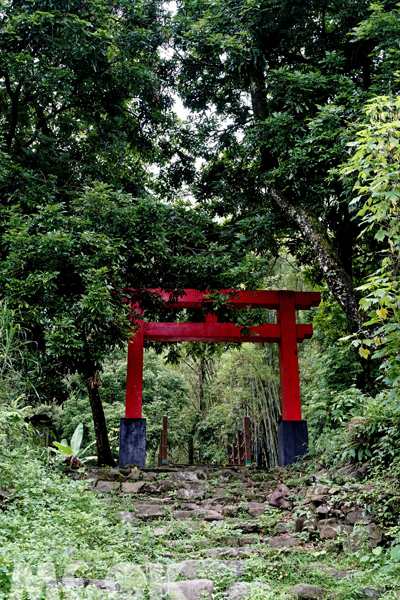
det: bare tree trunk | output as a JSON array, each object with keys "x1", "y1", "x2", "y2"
[{"x1": 85, "y1": 372, "x2": 115, "y2": 467}]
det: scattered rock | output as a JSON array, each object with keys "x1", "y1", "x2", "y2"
[
  {"x1": 226, "y1": 581, "x2": 272, "y2": 599},
  {"x1": 51, "y1": 578, "x2": 120, "y2": 592},
  {"x1": 231, "y1": 520, "x2": 263, "y2": 533},
  {"x1": 105, "y1": 468, "x2": 124, "y2": 482},
  {"x1": 289, "y1": 583, "x2": 328, "y2": 599},
  {"x1": 170, "y1": 471, "x2": 202, "y2": 483},
  {"x1": 157, "y1": 480, "x2": 175, "y2": 492},
  {"x1": 121, "y1": 481, "x2": 145, "y2": 493},
  {"x1": 203, "y1": 510, "x2": 223, "y2": 521},
  {"x1": 318, "y1": 518, "x2": 352, "y2": 540},
  {"x1": 343, "y1": 523, "x2": 383, "y2": 552},
  {"x1": 127, "y1": 468, "x2": 140, "y2": 480},
  {"x1": 274, "y1": 521, "x2": 292, "y2": 533},
  {"x1": 214, "y1": 488, "x2": 228, "y2": 498},
  {"x1": 118, "y1": 468, "x2": 131, "y2": 476},
  {"x1": 269, "y1": 484, "x2": 292, "y2": 508},
  {"x1": 83, "y1": 470, "x2": 100, "y2": 486},
  {"x1": 203, "y1": 547, "x2": 258, "y2": 559},
  {"x1": 118, "y1": 511, "x2": 137, "y2": 523},
  {"x1": 313, "y1": 484, "x2": 330, "y2": 495},
  {"x1": 363, "y1": 482, "x2": 376, "y2": 492},
  {"x1": 263, "y1": 536, "x2": 300, "y2": 548},
  {"x1": 307, "y1": 564, "x2": 355, "y2": 580},
  {"x1": 363, "y1": 588, "x2": 382, "y2": 599},
  {"x1": 346, "y1": 510, "x2": 373, "y2": 525},
  {"x1": 176, "y1": 486, "x2": 204, "y2": 500},
  {"x1": 246, "y1": 502, "x2": 265, "y2": 517},
  {"x1": 222, "y1": 505, "x2": 238, "y2": 517},
  {"x1": 316, "y1": 505, "x2": 331, "y2": 517},
  {"x1": 172, "y1": 510, "x2": 203, "y2": 520},
  {"x1": 95, "y1": 481, "x2": 120, "y2": 492},
  {"x1": 177, "y1": 559, "x2": 247, "y2": 580},
  {"x1": 220, "y1": 536, "x2": 258, "y2": 547},
  {"x1": 161, "y1": 579, "x2": 213, "y2": 600},
  {"x1": 295, "y1": 515, "x2": 317, "y2": 533},
  {"x1": 307, "y1": 469, "x2": 328, "y2": 483},
  {"x1": 134, "y1": 503, "x2": 166, "y2": 520}
]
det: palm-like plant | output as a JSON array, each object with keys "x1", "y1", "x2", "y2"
[{"x1": 53, "y1": 423, "x2": 97, "y2": 465}]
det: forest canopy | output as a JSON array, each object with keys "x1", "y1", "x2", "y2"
[{"x1": 0, "y1": 0, "x2": 399, "y2": 467}]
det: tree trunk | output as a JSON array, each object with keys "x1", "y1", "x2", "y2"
[
  {"x1": 188, "y1": 426, "x2": 195, "y2": 465},
  {"x1": 266, "y1": 187, "x2": 362, "y2": 331},
  {"x1": 85, "y1": 372, "x2": 115, "y2": 467},
  {"x1": 249, "y1": 69, "x2": 362, "y2": 332}
]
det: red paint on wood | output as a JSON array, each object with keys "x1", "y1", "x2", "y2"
[
  {"x1": 277, "y1": 291, "x2": 302, "y2": 421},
  {"x1": 125, "y1": 326, "x2": 144, "y2": 418},
  {"x1": 143, "y1": 322, "x2": 281, "y2": 343},
  {"x1": 145, "y1": 289, "x2": 320, "y2": 310},
  {"x1": 124, "y1": 289, "x2": 321, "y2": 425},
  {"x1": 142, "y1": 322, "x2": 312, "y2": 343}
]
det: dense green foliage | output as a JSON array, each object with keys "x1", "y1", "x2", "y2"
[{"x1": 1, "y1": 1, "x2": 400, "y2": 597}]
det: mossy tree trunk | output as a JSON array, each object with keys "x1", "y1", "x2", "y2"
[{"x1": 85, "y1": 372, "x2": 115, "y2": 467}]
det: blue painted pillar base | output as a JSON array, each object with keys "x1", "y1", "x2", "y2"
[
  {"x1": 119, "y1": 418, "x2": 146, "y2": 469},
  {"x1": 278, "y1": 420, "x2": 308, "y2": 466}
]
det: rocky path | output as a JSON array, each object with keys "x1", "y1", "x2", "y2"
[{"x1": 63, "y1": 463, "x2": 390, "y2": 599}]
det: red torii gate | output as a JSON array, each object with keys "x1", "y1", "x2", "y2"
[{"x1": 119, "y1": 289, "x2": 321, "y2": 468}]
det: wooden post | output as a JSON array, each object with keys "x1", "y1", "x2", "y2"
[
  {"x1": 277, "y1": 291, "x2": 302, "y2": 421},
  {"x1": 227, "y1": 448, "x2": 233, "y2": 465},
  {"x1": 243, "y1": 417, "x2": 251, "y2": 466},
  {"x1": 161, "y1": 416, "x2": 168, "y2": 465},
  {"x1": 125, "y1": 326, "x2": 144, "y2": 418},
  {"x1": 233, "y1": 442, "x2": 238, "y2": 465},
  {"x1": 237, "y1": 430, "x2": 244, "y2": 466}
]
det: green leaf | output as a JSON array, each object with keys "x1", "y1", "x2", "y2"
[
  {"x1": 53, "y1": 442, "x2": 74, "y2": 455},
  {"x1": 390, "y1": 545, "x2": 400, "y2": 561},
  {"x1": 70, "y1": 423, "x2": 84, "y2": 456}
]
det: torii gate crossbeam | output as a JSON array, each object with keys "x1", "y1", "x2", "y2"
[{"x1": 119, "y1": 289, "x2": 321, "y2": 468}]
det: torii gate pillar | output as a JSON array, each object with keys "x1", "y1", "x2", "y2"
[
  {"x1": 119, "y1": 289, "x2": 320, "y2": 468},
  {"x1": 277, "y1": 291, "x2": 309, "y2": 466}
]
